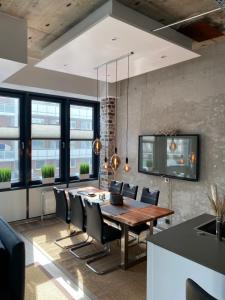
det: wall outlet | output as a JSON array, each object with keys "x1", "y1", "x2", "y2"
[{"x1": 165, "y1": 218, "x2": 170, "y2": 225}]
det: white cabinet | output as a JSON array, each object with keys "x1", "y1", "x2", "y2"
[
  {"x1": 147, "y1": 242, "x2": 225, "y2": 300},
  {"x1": 0, "y1": 189, "x2": 26, "y2": 222}
]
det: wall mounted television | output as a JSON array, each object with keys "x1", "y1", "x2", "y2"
[{"x1": 138, "y1": 135, "x2": 200, "y2": 181}]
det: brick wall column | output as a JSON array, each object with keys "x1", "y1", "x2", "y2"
[{"x1": 99, "y1": 97, "x2": 116, "y2": 189}]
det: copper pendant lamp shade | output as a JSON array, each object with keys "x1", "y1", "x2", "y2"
[
  {"x1": 92, "y1": 138, "x2": 102, "y2": 155},
  {"x1": 92, "y1": 67, "x2": 102, "y2": 155},
  {"x1": 110, "y1": 147, "x2": 121, "y2": 171}
]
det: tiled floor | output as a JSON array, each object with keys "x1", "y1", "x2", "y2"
[
  {"x1": 23, "y1": 234, "x2": 92, "y2": 300},
  {"x1": 13, "y1": 217, "x2": 146, "y2": 300}
]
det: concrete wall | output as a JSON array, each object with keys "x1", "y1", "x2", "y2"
[{"x1": 116, "y1": 42, "x2": 225, "y2": 225}]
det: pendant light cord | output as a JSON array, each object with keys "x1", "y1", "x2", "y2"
[
  {"x1": 105, "y1": 63, "x2": 108, "y2": 159},
  {"x1": 97, "y1": 67, "x2": 99, "y2": 139},
  {"x1": 115, "y1": 60, "x2": 118, "y2": 151},
  {"x1": 126, "y1": 55, "x2": 130, "y2": 158}
]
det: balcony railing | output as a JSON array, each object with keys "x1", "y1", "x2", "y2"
[
  {"x1": 0, "y1": 151, "x2": 17, "y2": 161},
  {"x1": 32, "y1": 148, "x2": 91, "y2": 159}
]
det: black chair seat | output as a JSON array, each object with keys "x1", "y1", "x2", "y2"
[
  {"x1": 102, "y1": 223, "x2": 121, "y2": 244},
  {"x1": 129, "y1": 223, "x2": 149, "y2": 235}
]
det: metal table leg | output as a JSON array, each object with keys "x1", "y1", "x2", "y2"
[
  {"x1": 149, "y1": 220, "x2": 154, "y2": 235},
  {"x1": 121, "y1": 223, "x2": 129, "y2": 270},
  {"x1": 41, "y1": 191, "x2": 45, "y2": 222},
  {"x1": 121, "y1": 221, "x2": 153, "y2": 270}
]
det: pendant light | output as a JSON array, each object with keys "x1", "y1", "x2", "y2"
[
  {"x1": 110, "y1": 60, "x2": 121, "y2": 172},
  {"x1": 123, "y1": 54, "x2": 131, "y2": 173},
  {"x1": 103, "y1": 63, "x2": 109, "y2": 170},
  {"x1": 92, "y1": 67, "x2": 102, "y2": 155}
]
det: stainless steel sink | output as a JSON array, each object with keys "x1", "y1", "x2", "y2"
[{"x1": 195, "y1": 219, "x2": 225, "y2": 239}]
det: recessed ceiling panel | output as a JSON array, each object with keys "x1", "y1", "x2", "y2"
[
  {"x1": 36, "y1": 5, "x2": 200, "y2": 82},
  {"x1": 0, "y1": 58, "x2": 26, "y2": 82}
]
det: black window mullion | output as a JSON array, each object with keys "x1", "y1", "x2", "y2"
[
  {"x1": 20, "y1": 94, "x2": 31, "y2": 187},
  {"x1": 61, "y1": 99, "x2": 70, "y2": 186}
]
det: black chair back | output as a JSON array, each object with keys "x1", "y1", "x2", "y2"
[
  {"x1": 53, "y1": 187, "x2": 70, "y2": 224},
  {"x1": 122, "y1": 183, "x2": 138, "y2": 200},
  {"x1": 84, "y1": 199, "x2": 103, "y2": 243},
  {"x1": 0, "y1": 218, "x2": 25, "y2": 300},
  {"x1": 69, "y1": 193, "x2": 86, "y2": 232},
  {"x1": 186, "y1": 279, "x2": 216, "y2": 300},
  {"x1": 109, "y1": 180, "x2": 123, "y2": 194},
  {"x1": 140, "y1": 188, "x2": 160, "y2": 205}
]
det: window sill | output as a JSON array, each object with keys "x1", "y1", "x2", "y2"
[
  {"x1": 0, "y1": 178, "x2": 98, "y2": 192},
  {"x1": 0, "y1": 186, "x2": 26, "y2": 192},
  {"x1": 69, "y1": 177, "x2": 98, "y2": 184}
]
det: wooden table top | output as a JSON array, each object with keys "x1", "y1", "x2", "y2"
[{"x1": 68, "y1": 186, "x2": 174, "y2": 227}]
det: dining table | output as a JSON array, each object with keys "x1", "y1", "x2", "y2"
[{"x1": 68, "y1": 186, "x2": 174, "y2": 270}]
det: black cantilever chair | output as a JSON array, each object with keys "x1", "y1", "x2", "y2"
[
  {"x1": 122, "y1": 183, "x2": 138, "y2": 200},
  {"x1": 109, "y1": 180, "x2": 123, "y2": 194},
  {"x1": 83, "y1": 199, "x2": 121, "y2": 275},
  {"x1": 186, "y1": 279, "x2": 217, "y2": 300},
  {"x1": 129, "y1": 188, "x2": 160, "y2": 242},
  {"x1": 69, "y1": 193, "x2": 92, "y2": 254},
  {"x1": 53, "y1": 187, "x2": 78, "y2": 249}
]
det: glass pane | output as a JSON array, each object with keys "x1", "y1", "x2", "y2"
[
  {"x1": 70, "y1": 140, "x2": 92, "y2": 177},
  {"x1": 166, "y1": 137, "x2": 197, "y2": 179},
  {"x1": 0, "y1": 96, "x2": 19, "y2": 138},
  {"x1": 32, "y1": 140, "x2": 60, "y2": 180},
  {"x1": 32, "y1": 100, "x2": 61, "y2": 138},
  {"x1": 0, "y1": 140, "x2": 19, "y2": 182},
  {"x1": 70, "y1": 105, "x2": 93, "y2": 139}
]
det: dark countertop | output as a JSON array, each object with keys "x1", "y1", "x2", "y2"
[{"x1": 149, "y1": 214, "x2": 225, "y2": 276}]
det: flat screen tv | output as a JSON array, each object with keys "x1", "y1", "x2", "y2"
[{"x1": 138, "y1": 135, "x2": 200, "y2": 181}]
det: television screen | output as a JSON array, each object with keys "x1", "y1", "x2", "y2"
[{"x1": 138, "y1": 135, "x2": 200, "y2": 181}]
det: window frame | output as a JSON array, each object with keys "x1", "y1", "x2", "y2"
[
  {"x1": 68, "y1": 100, "x2": 99, "y2": 181},
  {"x1": 0, "y1": 88, "x2": 100, "y2": 189},
  {"x1": 0, "y1": 91, "x2": 26, "y2": 188},
  {"x1": 30, "y1": 97, "x2": 62, "y2": 185}
]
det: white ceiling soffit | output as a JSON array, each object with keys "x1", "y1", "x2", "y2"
[
  {"x1": 36, "y1": 0, "x2": 200, "y2": 83},
  {"x1": 0, "y1": 12, "x2": 27, "y2": 82}
]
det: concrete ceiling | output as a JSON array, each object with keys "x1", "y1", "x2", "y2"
[{"x1": 0, "y1": 0, "x2": 224, "y2": 57}]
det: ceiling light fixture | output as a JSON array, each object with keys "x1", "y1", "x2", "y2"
[
  {"x1": 92, "y1": 67, "x2": 102, "y2": 155},
  {"x1": 123, "y1": 54, "x2": 131, "y2": 173}
]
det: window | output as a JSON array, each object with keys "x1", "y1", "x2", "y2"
[
  {"x1": 70, "y1": 105, "x2": 93, "y2": 177},
  {"x1": 0, "y1": 89, "x2": 99, "y2": 188},
  {"x1": 31, "y1": 100, "x2": 61, "y2": 181},
  {"x1": 0, "y1": 96, "x2": 20, "y2": 183}
]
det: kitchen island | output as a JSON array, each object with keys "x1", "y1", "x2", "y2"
[{"x1": 147, "y1": 214, "x2": 225, "y2": 300}]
